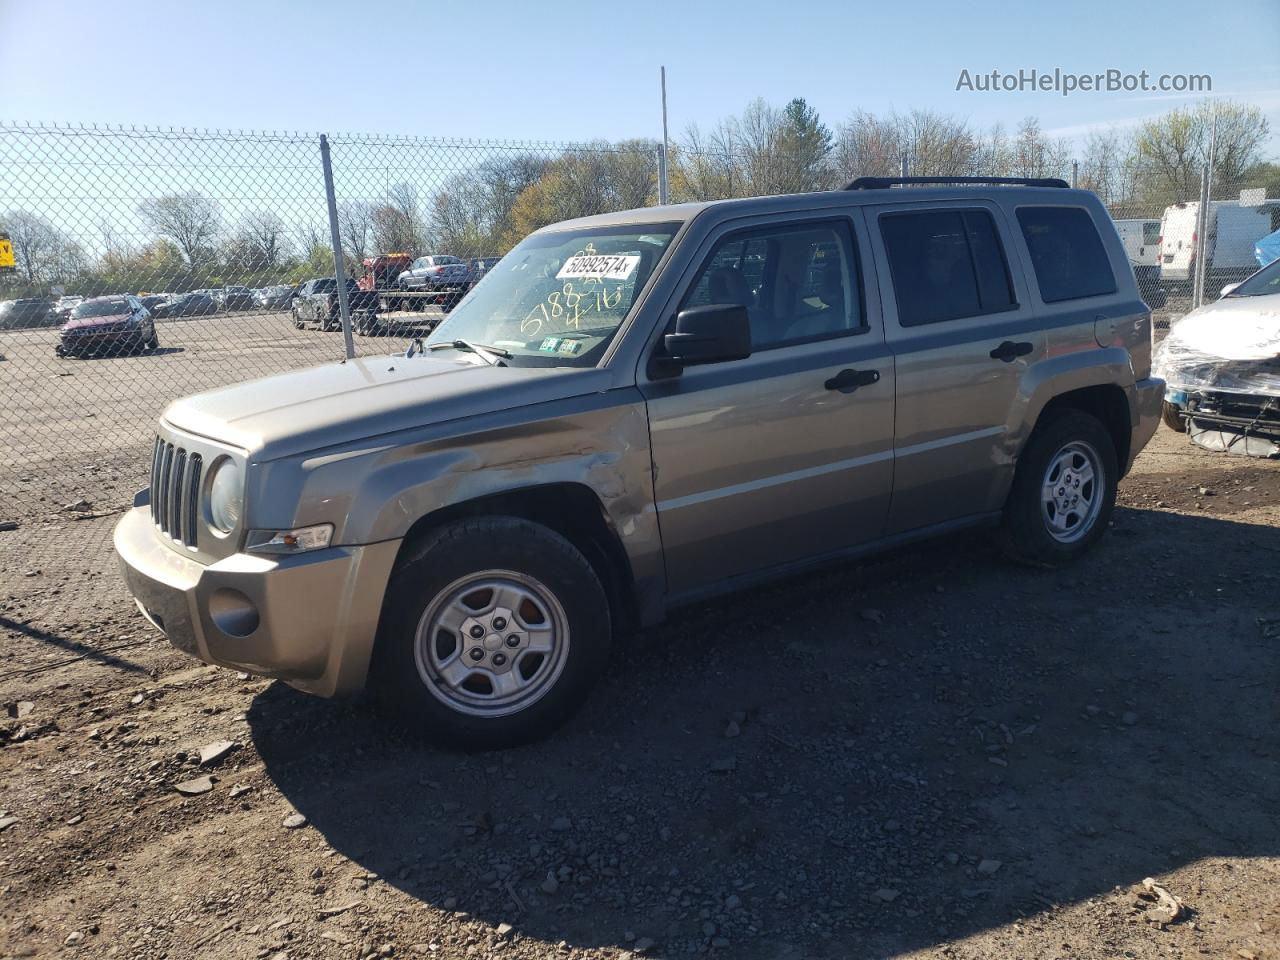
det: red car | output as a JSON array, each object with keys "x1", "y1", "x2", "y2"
[{"x1": 56, "y1": 295, "x2": 159, "y2": 358}]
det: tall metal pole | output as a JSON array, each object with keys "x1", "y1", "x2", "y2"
[
  {"x1": 658, "y1": 66, "x2": 670, "y2": 205},
  {"x1": 319, "y1": 133, "x2": 355, "y2": 361},
  {"x1": 1071, "y1": 160, "x2": 1079, "y2": 189},
  {"x1": 1192, "y1": 108, "x2": 1219, "y2": 309}
]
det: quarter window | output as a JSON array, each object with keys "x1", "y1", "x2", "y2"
[
  {"x1": 682, "y1": 221, "x2": 863, "y2": 351},
  {"x1": 1017, "y1": 206, "x2": 1117, "y2": 303},
  {"x1": 879, "y1": 209, "x2": 1016, "y2": 327}
]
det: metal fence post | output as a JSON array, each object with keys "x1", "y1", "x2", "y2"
[
  {"x1": 1072, "y1": 160, "x2": 1079, "y2": 189},
  {"x1": 319, "y1": 133, "x2": 355, "y2": 361},
  {"x1": 658, "y1": 66, "x2": 670, "y2": 204},
  {"x1": 1192, "y1": 163, "x2": 1210, "y2": 309}
]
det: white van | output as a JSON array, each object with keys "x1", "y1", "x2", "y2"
[
  {"x1": 1159, "y1": 200, "x2": 1274, "y2": 288},
  {"x1": 1114, "y1": 218, "x2": 1161, "y2": 271}
]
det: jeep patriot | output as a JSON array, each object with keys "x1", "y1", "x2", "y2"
[{"x1": 114, "y1": 176, "x2": 1163, "y2": 748}]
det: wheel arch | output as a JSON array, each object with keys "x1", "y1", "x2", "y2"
[
  {"x1": 391, "y1": 482, "x2": 640, "y2": 637},
  {"x1": 1035, "y1": 384, "x2": 1132, "y2": 476}
]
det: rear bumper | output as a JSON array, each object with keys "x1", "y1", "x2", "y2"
[
  {"x1": 113, "y1": 505, "x2": 400, "y2": 697},
  {"x1": 1128, "y1": 376, "x2": 1165, "y2": 471}
]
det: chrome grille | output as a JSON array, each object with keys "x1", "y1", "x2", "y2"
[{"x1": 149, "y1": 438, "x2": 203, "y2": 548}]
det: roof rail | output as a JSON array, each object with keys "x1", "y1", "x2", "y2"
[{"x1": 844, "y1": 176, "x2": 1071, "y2": 190}]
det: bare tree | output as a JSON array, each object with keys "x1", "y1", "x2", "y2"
[
  {"x1": 0, "y1": 210, "x2": 84, "y2": 283},
  {"x1": 230, "y1": 210, "x2": 288, "y2": 271},
  {"x1": 1133, "y1": 100, "x2": 1270, "y2": 203},
  {"x1": 371, "y1": 183, "x2": 427, "y2": 254},
  {"x1": 337, "y1": 201, "x2": 374, "y2": 265},
  {"x1": 137, "y1": 192, "x2": 220, "y2": 267}
]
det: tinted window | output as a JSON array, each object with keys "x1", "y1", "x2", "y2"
[
  {"x1": 880, "y1": 210, "x2": 1015, "y2": 327},
  {"x1": 1142, "y1": 222, "x2": 1161, "y2": 244},
  {"x1": 682, "y1": 221, "x2": 863, "y2": 350},
  {"x1": 1017, "y1": 206, "x2": 1117, "y2": 303}
]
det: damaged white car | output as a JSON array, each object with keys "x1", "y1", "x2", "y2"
[{"x1": 1155, "y1": 257, "x2": 1280, "y2": 457}]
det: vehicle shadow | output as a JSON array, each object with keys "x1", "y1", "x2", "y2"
[
  {"x1": 0, "y1": 616, "x2": 149, "y2": 674},
  {"x1": 60, "y1": 346, "x2": 186, "y2": 361},
  {"x1": 249, "y1": 506, "x2": 1280, "y2": 958}
]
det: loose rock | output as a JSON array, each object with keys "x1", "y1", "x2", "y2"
[
  {"x1": 282, "y1": 812, "x2": 308, "y2": 829},
  {"x1": 199, "y1": 740, "x2": 236, "y2": 766},
  {"x1": 174, "y1": 776, "x2": 214, "y2": 796}
]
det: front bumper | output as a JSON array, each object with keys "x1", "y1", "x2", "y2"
[
  {"x1": 113, "y1": 505, "x2": 400, "y2": 697},
  {"x1": 1129, "y1": 376, "x2": 1165, "y2": 471},
  {"x1": 59, "y1": 329, "x2": 143, "y2": 353}
]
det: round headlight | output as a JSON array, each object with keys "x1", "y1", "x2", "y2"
[{"x1": 208, "y1": 459, "x2": 243, "y2": 533}]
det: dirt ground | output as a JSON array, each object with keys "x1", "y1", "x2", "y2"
[{"x1": 1, "y1": 423, "x2": 1278, "y2": 960}]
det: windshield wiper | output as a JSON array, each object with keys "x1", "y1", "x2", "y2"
[{"x1": 426, "y1": 338, "x2": 511, "y2": 366}]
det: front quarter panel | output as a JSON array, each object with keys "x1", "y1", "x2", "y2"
[{"x1": 252, "y1": 389, "x2": 663, "y2": 608}]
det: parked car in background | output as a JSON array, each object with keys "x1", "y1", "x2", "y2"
[
  {"x1": 140, "y1": 295, "x2": 170, "y2": 315},
  {"x1": 254, "y1": 284, "x2": 296, "y2": 310},
  {"x1": 469, "y1": 256, "x2": 502, "y2": 279},
  {"x1": 291, "y1": 277, "x2": 378, "y2": 332},
  {"x1": 53, "y1": 295, "x2": 85, "y2": 319},
  {"x1": 56, "y1": 295, "x2": 158, "y2": 358},
  {"x1": 114, "y1": 176, "x2": 1163, "y2": 748},
  {"x1": 152, "y1": 292, "x2": 218, "y2": 319},
  {"x1": 0, "y1": 298, "x2": 56, "y2": 329},
  {"x1": 396, "y1": 254, "x2": 472, "y2": 308},
  {"x1": 214, "y1": 285, "x2": 257, "y2": 311}
]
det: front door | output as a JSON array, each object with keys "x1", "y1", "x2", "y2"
[{"x1": 642, "y1": 214, "x2": 896, "y2": 595}]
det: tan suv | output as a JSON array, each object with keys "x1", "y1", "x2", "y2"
[{"x1": 115, "y1": 176, "x2": 1163, "y2": 748}]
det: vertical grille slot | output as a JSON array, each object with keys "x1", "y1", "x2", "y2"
[
  {"x1": 149, "y1": 437, "x2": 163, "y2": 524},
  {"x1": 157, "y1": 443, "x2": 174, "y2": 534},
  {"x1": 169, "y1": 450, "x2": 187, "y2": 539},
  {"x1": 184, "y1": 454, "x2": 203, "y2": 547}
]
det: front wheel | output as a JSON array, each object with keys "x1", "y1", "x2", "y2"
[
  {"x1": 998, "y1": 410, "x2": 1118, "y2": 567},
  {"x1": 1162, "y1": 401, "x2": 1187, "y2": 433},
  {"x1": 371, "y1": 517, "x2": 612, "y2": 749},
  {"x1": 292, "y1": 308, "x2": 304, "y2": 329}
]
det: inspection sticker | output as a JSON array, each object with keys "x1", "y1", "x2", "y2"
[
  {"x1": 538, "y1": 337, "x2": 562, "y2": 352},
  {"x1": 556, "y1": 254, "x2": 639, "y2": 281}
]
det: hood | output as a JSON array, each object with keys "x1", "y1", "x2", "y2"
[
  {"x1": 63, "y1": 311, "x2": 133, "y2": 331},
  {"x1": 162, "y1": 354, "x2": 613, "y2": 461},
  {"x1": 1167, "y1": 292, "x2": 1280, "y2": 361}
]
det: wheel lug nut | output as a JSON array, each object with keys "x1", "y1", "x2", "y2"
[
  {"x1": 492, "y1": 653, "x2": 507, "y2": 666},
  {"x1": 469, "y1": 625, "x2": 484, "y2": 639},
  {"x1": 492, "y1": 616, "x2": 507, "y2": 630},
  {"x1": 468, "y1": 648, "x2": 484, "y2": 661},
  {"x1": 506, "y1": 634, "x2": 520, "y2": 647}
]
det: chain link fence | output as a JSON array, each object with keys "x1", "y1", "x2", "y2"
[{"x1": 1, "y1": 120, "x2": 1276, "y2": 640}]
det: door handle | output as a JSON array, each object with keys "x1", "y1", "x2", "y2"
[
  {"x1": 824, "y1": 368, "x2": 880, "y2": 394},
  {"x1": 989, "y1": 340, "x2": 1033, "y2": 362}
]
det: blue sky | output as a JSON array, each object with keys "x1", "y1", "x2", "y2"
[{"x1": 4, "y1": 0, "x2": 1279, "y2": 152}]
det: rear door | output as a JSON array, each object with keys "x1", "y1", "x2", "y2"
[
  {"x1": 867, "y1": 200, "x2": 1044, "y2": 534},
  {"x1": 643, "y1": 211, "x2": 896, "y2": 594}
]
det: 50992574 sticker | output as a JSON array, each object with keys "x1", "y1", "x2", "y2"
[{"x1": 556, "y1": 254, "x2": 639, "y2": 281}]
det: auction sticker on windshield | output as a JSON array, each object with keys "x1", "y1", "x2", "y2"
[{"x1": 556, "y1": 254, "x2": 639, "y2": 281}]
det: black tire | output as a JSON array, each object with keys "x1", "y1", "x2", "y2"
[
  {"x1": 292, "y1": 308, "x2": 304, "y2": 330},
  {"x1": 145, "y1": 332, "x2": 159, "y2": 351},
  {"x1": 1161, "y1": 401, "x2": 1186, "y2": 433},
  {"x1": 370, "y1": 517, "x2": 612, "y2": 749},
  {"x1": 998, "y1": 409, "x2": 1118, "y2": 567}
]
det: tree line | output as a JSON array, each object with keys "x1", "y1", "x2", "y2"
[{"x1": 2, "y1": 97, "x2": 1275, "y2": 299}]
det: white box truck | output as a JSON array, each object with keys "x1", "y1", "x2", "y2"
[{"x1": 1159, "y1": 200, "x2": 1276, "y2": 292}]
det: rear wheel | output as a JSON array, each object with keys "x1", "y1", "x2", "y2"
[
  {"x1": 998, "y1": 410, "x2": 1117, "y2": 567},
  {"x1": 371, "y1": 517, "x2": 612, "y2": 749},
  {"x1": 292, "y1": 308, "x2": 304, "y2": 329}
]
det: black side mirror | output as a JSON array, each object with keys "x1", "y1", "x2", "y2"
[{"x1": 664, "y1": 303, "x2": 752, "y2": 366}]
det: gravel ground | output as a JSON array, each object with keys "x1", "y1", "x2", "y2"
[{"x1": 2, "y1": 423, "x2": 1278, "y2": 960}]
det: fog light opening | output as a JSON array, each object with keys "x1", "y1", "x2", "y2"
[{"x1": 209, "y1": 588, "x2": 260, "y2": 637}]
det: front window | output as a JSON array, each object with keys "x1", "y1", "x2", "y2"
[
  {"x1": 428, "y1": 223, "x2": 680, "y2": 367},
  {"x1": 1226, "y1": 257, "x2": 1280, "y2": 297},
  {"x1": 72, "y1": 299, "x2": 129, "y2": 318}
]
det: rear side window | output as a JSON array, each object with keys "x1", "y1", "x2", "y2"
[
  {"x1": 1017, "y1": 206, "x2": 1117, "y2": 302},
  {"x1": 879, "y1": 209, "x2": 1015, "y2": 327},
  {"x1": 1142, "y1": 222, "x2": 1160, "y2": 244}
]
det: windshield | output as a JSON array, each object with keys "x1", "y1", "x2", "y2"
[
  {"x1": 428, "y1": 223, "x2": 679, "y2": 367},
  {"x1": 72, "y1": 299, "x2": 130, "y2": 318},
  {"x1": 1228, "y1": 258, "x2": 1280, "y2": 298}
]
